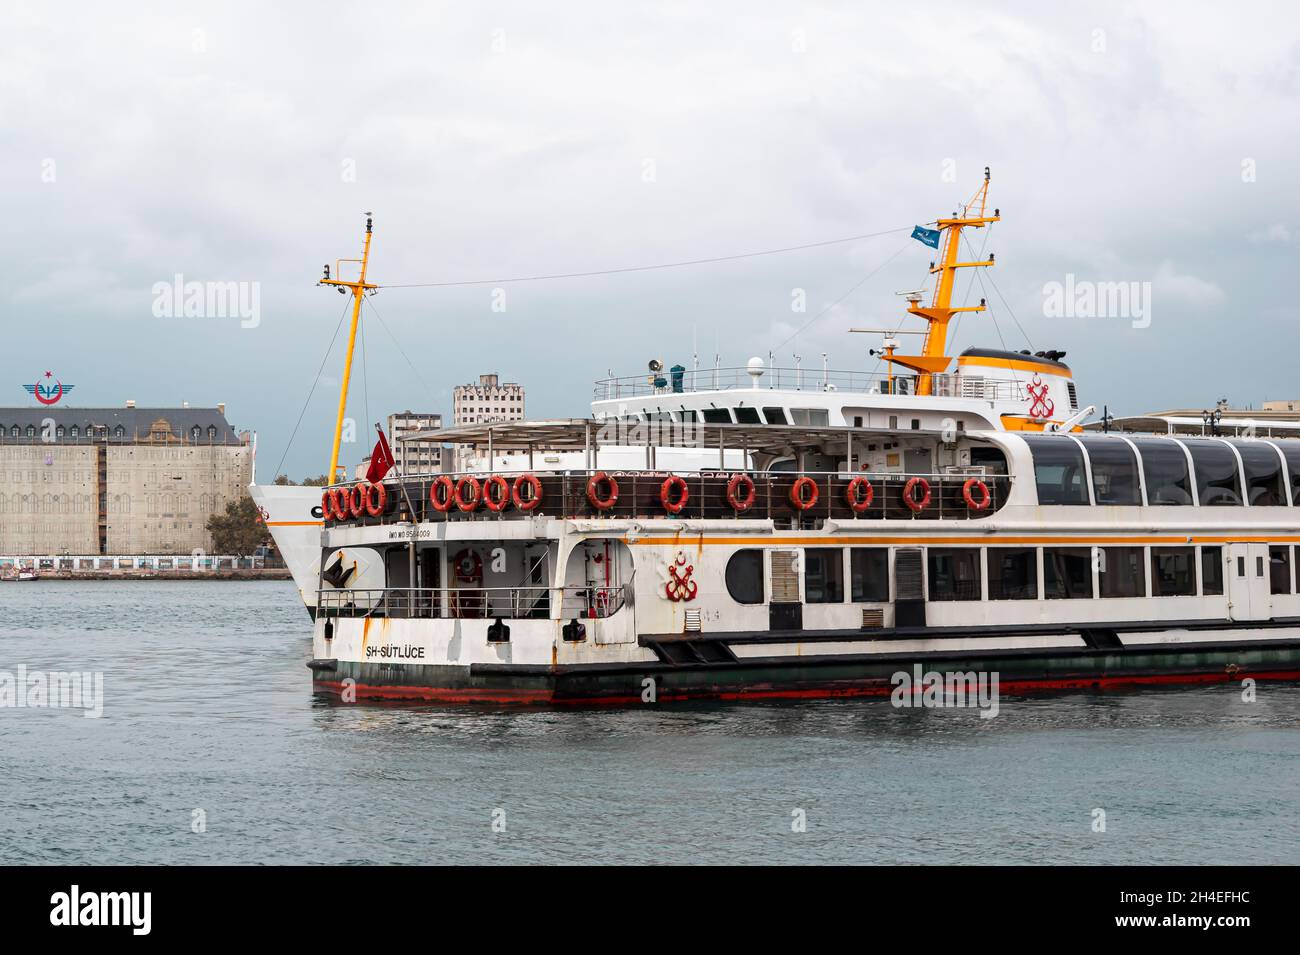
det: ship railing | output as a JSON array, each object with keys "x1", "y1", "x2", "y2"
[
  {"x1": 315, "y1": 583, "x2": 631, "y2": 620},
  {"x1": 324, "y1": 469, "x2": 1012, "y2": 526},
  {"x1": 592, "y1": 367, "x2": 1030, "y2": 401}
]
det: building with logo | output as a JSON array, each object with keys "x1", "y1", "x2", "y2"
[
  {"x1": 451, "y1": 373, "x2": 525, "y2": 471},
  {"x1": 0, "y1": 402, "x2": 251, "y2": 555}
]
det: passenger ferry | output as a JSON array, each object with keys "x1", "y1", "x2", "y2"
[{"x1": 253, "y1": 173, "x2": 1300, "y2": 704}]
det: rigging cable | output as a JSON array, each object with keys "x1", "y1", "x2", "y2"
[
  {"x1": 771, "y1": 234, "x2": 916, "y2": 353},
  {"x1": 272, "y1": 295, "x2": 353, "y2": 482},
  {"x1": 363, "y1": 296, "x2": 440, "y2": 410},
  {"x1": 379, "y1": 225, "x2": 922, "y2": 289}
]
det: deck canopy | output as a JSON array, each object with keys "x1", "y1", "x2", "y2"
[
  {"x1": 1086, "y1": 416, "x2": 1300, "y2": 438},
  {"x1": 397, "y1": 417, "x2": 1003, "y2": 459}
]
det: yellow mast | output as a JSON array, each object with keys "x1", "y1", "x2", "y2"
[
  {"x1": 885, "y1": 167, "x2": 999, "y2": 395},
  {"x1": 319, "y1": 215, "x2": 378, "y2": 483}
]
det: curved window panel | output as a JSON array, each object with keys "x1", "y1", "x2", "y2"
[
  {"x1": 1182, "y1": 439, "x2": 1242, "y2": 506},
  {"x1": 1078, "y1": 436, "x2": 1140, "y2": 505},
  {"x1": 1276, "y1": 443, "x2": 1300, "y2": 505},
  {"x1": 1234, "y1": 441, "x2": 1286, "y2": 505},
  {"x1": 1131, "y1": 438, "x2": 1192, "y2": 505},
  {"x1": 725, "y1": 549, "x2": 764, "y2": 604},
  {"x1": 1022, "y1": 435, "x2": 1088, "y2": 505}
]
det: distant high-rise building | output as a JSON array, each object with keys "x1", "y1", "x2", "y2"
[
  {"x1": 452, "y1": 374, "x2": 525, "y2": 471},
  {"x1": 387, "y1": 410, "x2": 443, "y2": 475}
]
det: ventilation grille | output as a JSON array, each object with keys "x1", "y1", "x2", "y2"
[
  {"x1": 860, "y1": 608, "x2": 884, "y2": 629},
  {"x1": 894, "y1": 548, "x2": 924, "y2": 600},
  {"x1": 770, "y1": 550, "x2": 801, "y2": 603},
  {"x1": 684, "y1": 609, "x2": 701, "y2": 632},
  {"x1": 1067, "y1": 382, "x2": 1079, "y2": 411}
]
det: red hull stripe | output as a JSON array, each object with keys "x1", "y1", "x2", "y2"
[{"x1": 313, "y1": 669, "x2": 1300, "y2": 707}]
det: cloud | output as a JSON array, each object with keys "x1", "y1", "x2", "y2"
[{"x1": 1, "y1": 1, "x2": 1298, "y2": 476}]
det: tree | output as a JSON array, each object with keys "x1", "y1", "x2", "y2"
[{"x1": 206, "y1": 494, "x2": 267, "y2": 557}]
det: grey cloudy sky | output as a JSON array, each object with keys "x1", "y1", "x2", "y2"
[{"x1": 2, "y1": 1, "x2": 1297, "y2": 479}]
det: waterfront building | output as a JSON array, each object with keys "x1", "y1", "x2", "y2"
[{"x1": 0, "y1": 403, "x2": 251, "y2": 555}]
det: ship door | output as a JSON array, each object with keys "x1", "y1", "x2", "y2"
[
  {"x1": 1227, "y1": 543, "x2": 1271, "y2": 622},
  {"x1": 894, "y1": 547, "x2": 926, "y2": 628},
  {"x1": 769, "y1": 549, "x2": 802, "y2": 630}
]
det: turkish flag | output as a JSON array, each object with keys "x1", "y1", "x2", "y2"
[{"x1": 366, "y1": 429, "x2": 395, "y2": 483}]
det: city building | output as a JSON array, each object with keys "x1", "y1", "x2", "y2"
[
  {"x1": 0, "y1": 403, "x2": 251, "y2": 555},
  {"x1": 451, "y1": 374, "x2": 525, "y2": 471},
  {"x1": 388, "y1": 410, "x2": 443, "y2": 475}
]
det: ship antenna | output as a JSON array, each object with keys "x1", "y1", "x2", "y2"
[
  {"x1": 883, "y1": 167, "x2": 999, "y2": 396},
  {"x1": 319, "y1": 213, "x2": 379, "y2": 483}
]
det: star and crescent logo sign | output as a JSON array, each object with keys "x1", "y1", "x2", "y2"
[{"x1": 22, "y1": 371, "x2": 74, "y2": 406}]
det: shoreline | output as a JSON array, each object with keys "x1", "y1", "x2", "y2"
[{"x1": 2, "y1": 569, "x2": 293, "y2": 582}]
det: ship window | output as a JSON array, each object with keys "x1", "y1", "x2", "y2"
[
  {"x1": 927, "y1": 548, "x2": 981, "y2": 601},
  {"x1": 1078, "y1": 436, "x2": 1140, "y2": 505},
  {"x1": 1270, "y1": 546, "x2": 1292, "y2": 595},
  {"x1": 1235, "y1": 441, "x2": 1285, "y2": 505},
  {"x1": 1099, "y1": 546, "x2": 1146, "y2": 598},
  {"x1": 1278, "y1": 443, "x2": 1300, "y2": 504},
  {"x1": 1183, "y1": 439, "x2": 1243, "y2": 506},
  {"x1": 1131, "y1": 438, "x2": 1192, "y2": 505},
  {"x1": 1022, "y1": 435, "x2": 1088, "y2": 505},
  {"x1": 804, "y1": 548, "x2": 844, "y2": 603},
  {"x1": 679, "y1": 409, "x2": 697, "y2": 422},
  {"x1": 849, "y1": 548, "x2": 889, "y2": 602},
  {"x1": 724, "y1": 549, "x2": 764, "y2": 604},
  {"x1": 1043, "y1": 548, "x2": 1093, "y2": 599},
  {"x1": 761, "y1": 407, "x2": 787, "y2": 425},
  {"x1": 703, "y1": 408, "x2": 731, "y2": 424},
  {"x1": 988, "y1": 547, "x2": 1037, "y2": 600},
  {"x1": 790, "y1": 408, "x2": 829, "y2": 426},
  {"x1": 1201, "y1": 546, "x2": 1224, "y2": 595},
  {"x1": 1151, "y1": 547, "x2": 1195, "y2": 596},
  {"x1": 70, "y1": 425, "x2": 79, "y2": 438},
  {"x1": 888, "y1": 416, "x2": 898, "y2": 429},
  {"x1": 911, "y1": 419, "x2": 920, "y2": 430},
  {"x1": 734, "y1": 407, "x2": 762, "y2": 424},
  {"x1": 26, "y1": 425, "x2": 35, "y2": 437}
]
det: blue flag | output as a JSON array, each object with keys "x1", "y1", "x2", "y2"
[{"x1": 911, "y1": 225, "x2": 941, "y2": 248}]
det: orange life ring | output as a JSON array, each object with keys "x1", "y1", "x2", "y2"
[
  {"x1": 904, "y1": 477, "x2": 931, "y2": 513},
  {"x1": 483, "y1": 475, "x2": 510, "y2": 512},
  {"x1": 789, "y1": 476, "x2": 819, "y2": 511},
  {"x1": 587, "y1": 472, "x2": 618, "y2": 510},
  {"x1": 726, "y1": 473, "x2": 756, "y2": 512},
  {"x1": 962, "y1": 478, "x2": 991, "y2": 511},
  {"x1": 512, "y1": 473, "x2": 543, "y2": 511},
  {"x1": 365, "y1": 481, "x2": 387, "y2": 517},
  {"x1": 429, "y1": 475, "x2": 455, "y2": 513},
  {"x1": 660, "y1": 475, "x2": 689, "y2": 514},
  {"x1": 320, "y1": 490, "x2": 333, "y2": 522},
  {"x1": 454, "y1": 476, "x2": 482, "y2": 512},
  {"x1": 328, "y1": 487, "x2": 347, "y2": 521},
  {"x1": 348, "y1": 484, "x2": 366, "y2": 519},
  {"x1": 845, "y1": 476, "x2": 874, "y2": 513}
]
